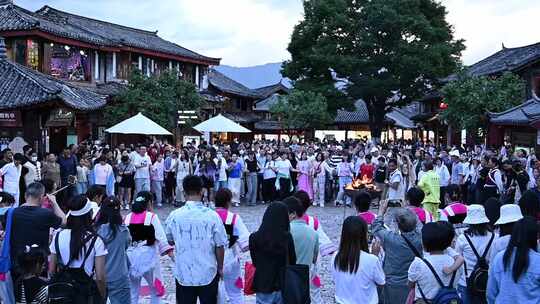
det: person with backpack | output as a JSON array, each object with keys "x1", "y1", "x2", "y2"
[
  {"x1": 214, "y1": 188, "x2": 249, "y2": 304},
  {"x1": 408, "y1": 222, "x2": 463, "y2": 304},
  {"x1": 455, "y1": 204, "x2": 496, "y2": 304},
  {"x1": 249, "y1": 202, "x2": 297, "y2": 304},
  {"x1": 48, "y1": 194, "x2": 107, "y2": 303},
  {"x1": 95, "y1": 196, "x2": 132, "y2": 304},
  {"x1": 125, "y1": 191, "x2": 172, "y2": 304},
  {"x1": 333, "y1": 216, "x2": 385, "y2": 304},
  {"x1": 13, "y1": 245, "x2": 48, "y2": 304},
  {"x1": 487, "y1": 216, "x2": 540, "y2": 303}
]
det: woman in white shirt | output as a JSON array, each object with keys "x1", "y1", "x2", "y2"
[
  {"x1": 175, "y1": 150, "x2": 192, "y2": 205},
  {"x1": 435, "y1": 157, "x2": 450, "y2": 205},
  {"x1": 333, "y1": 216, "x2": 385, "y2": 304},
  {"x1": 49, "y1": 195, "x2": 108, "y2": 303},
  {"x1": 261, "y1": 153, "x2": 277, "y2": 204}
]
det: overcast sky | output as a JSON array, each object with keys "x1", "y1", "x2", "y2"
[{"x1": 15, "y1": 0, "x2": 540, "y2": 67}]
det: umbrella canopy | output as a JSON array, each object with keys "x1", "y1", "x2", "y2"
[
  {"x1": 105, "y1": 113, "x2": 172, "y2": 135},
  {"x1": 193, "y1": 114, "x2": 251, "y2": 133}
]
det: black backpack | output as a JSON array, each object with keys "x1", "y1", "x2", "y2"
[
  {"x1": 48, "y1": 231, "x2": 98, "y2": 304},
  {"x1": 464, "y1": 233, "x2": 495, "y2": 296}
]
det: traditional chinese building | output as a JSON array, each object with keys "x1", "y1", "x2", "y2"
[
  {"x1": 481, "y1": 43, "x2": 540, "y2": 147},
  {"x1": 0, "y1": 0, "x2": 220, "y2": 152}
]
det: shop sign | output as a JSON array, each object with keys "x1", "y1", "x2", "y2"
[{"x1": 0, "y1": 111, "x2": 22, "y2": 127}]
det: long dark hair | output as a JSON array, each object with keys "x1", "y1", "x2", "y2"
[
  {"x1": 66, "y1": 195, "x2": 96, "y2": 261},
  {"x1": 95, "y1": 196, "x2": 123, "y2": 243},
  {"x1": 519, "y1": 190, "x2": 540, "y2": 219},
  {"x1": 334, "y1": 216, "x2": 369, "y2": 274},
  {"x1": 253, "y1": 202, "x2": 290, "y2": 255},
  {"x1": 465, "y1": 223, "x2": 490, "y2": 236},
  {"x1": 132, "y1": 191, "x2": 153, "y2": 213},
  {"x1": 503, "y1": 217, "x2": 539, "y2": 282}
]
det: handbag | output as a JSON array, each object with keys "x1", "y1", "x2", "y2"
[
  {"x1": 0, "y1": 208, "x2": 14, "y2": 274},
  {"x1": 243, "y1": 261, "x2": 256, "y2": 295},
  {"x1": 281, "y1": 241, "x2": 311, "y2": 304}
]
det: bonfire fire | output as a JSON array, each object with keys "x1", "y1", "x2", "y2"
[{"x1": 345, "y1": 176, "x2": 374, "y2": 190}]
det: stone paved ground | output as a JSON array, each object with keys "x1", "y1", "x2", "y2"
[{"x1": 141, "y1": 204, "x2": 360, "y2": 304}]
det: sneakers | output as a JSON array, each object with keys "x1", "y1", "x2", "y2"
[{"x1": 234, "y1": 202, "x2": 240, "y2": 207}]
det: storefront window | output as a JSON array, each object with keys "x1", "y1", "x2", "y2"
[
  {"x1": 49, "y1": 44, "x2": 90, "y2": 81},
  {"x1": 27, "y1": 40, "x2": 40, "y2": 70}
]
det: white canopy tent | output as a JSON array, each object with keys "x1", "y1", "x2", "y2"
[
  {"x1": 193, "y1": 114, "x2": 251, "y2": 133},
  {"x1": 105, "y1": 112, "x2": 172, "y2": 135}
]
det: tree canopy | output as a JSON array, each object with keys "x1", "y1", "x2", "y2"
[
  {"x1": 104, "y1": 70, "x2": 203, "y2": 130},
  {"x1": 441, "y1": 71, "x2": 525, "y2": 136},
  {"x1": 270, "y1": 89, "x2": 331, "y2": 134},
  {"x1": 282, "y1": 0, "x2": 465, "y2": 138}
]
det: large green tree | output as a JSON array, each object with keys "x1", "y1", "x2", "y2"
[
  {"x1": 104, "y1": 70, "x2": 203, "y2": 130},
  {"x1": 283, "y1": 0, "x2": 465, "y2": 139},
  {"x1": 441, "y1": 71, "x2": 525, "y2": 138},
  {"x1": 270, "y1": 89, "x2": 331, "y2": 136}
]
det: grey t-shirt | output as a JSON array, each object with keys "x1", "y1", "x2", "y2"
[{"x1": 97, "y1": 223, "x2": 131, "y2": 282}]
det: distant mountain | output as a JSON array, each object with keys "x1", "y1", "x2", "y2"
[{"x1": 214, "y1": 62, "x2": 292, "y2": 89}]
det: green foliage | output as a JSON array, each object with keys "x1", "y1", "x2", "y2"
[
  {"x1": 104, "y1": 70, "x2": 203, "y2": 130},
  {"x1": 441, "y1": 71, "x2": 525, "y2": 132},
  {"x1": 282, "y1": 0, "x2": 465, "y2": 137},
  {"x1": 270, "y1": 90, "x2": 331, "y2": 132}
]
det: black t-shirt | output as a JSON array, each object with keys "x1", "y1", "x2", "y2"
[
  {"x1": 245, "y1": 159, "x2": 258, "y2": 173},
  {"x1": 8, "y1": 206, "x2": 62, "y2": 260}
]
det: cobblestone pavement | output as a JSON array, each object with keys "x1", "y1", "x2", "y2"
[{"x1": 140, "y1": 203, "x2": 359, "y2": 304}]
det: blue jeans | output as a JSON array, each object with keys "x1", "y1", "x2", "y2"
[
  {"x1": 76, "y1": 181, "x2": 88, "y2": 195},
  {"x1": 256, "y1": 291, "x2": 282, "y2": 304},
  {"x1": 135, "y1": 178, "x2": 150, "y2": 195},
  {"x1": 108, "y1": 278, "x2": 131, "y2": 304},
  {"x1": 246, "y1": 173, "x2": 258, "y2": 205},
  {"x1": 214, "y1": 180, "x2": 228, "y2": 192}
]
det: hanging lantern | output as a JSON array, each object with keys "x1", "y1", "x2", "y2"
[{"x1": 439, "y1": 101, "x2": 448, "y2": 109}]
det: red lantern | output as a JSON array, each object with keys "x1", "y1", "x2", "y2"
[{"x1": 439, "y1": 102, "x2": 448, "y2": 109}]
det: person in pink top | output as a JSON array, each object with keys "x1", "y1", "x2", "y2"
[
  {"x1": 354, "y1": 191, "x2": 377, "y2": 225},
  {"x1": 406, "y1": 187, "x2": 434, "y2": 224}
]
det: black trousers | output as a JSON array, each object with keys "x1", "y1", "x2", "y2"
[
  {"x1": 176, "y1": 276, "x2": 219, "y2": 304},
  {"x1": 262, "y1": 177, "x2": 276, "y2": 202}
]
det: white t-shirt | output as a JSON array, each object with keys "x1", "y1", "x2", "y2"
[
  {"x1": 408, "y1": 254, "x2": 461, "y2": 300},
  {"x1": 133, "y1": 154, "x2": 151, "y2": 179},
  {"x1": 50, "y1": 230, "x2": 108, "y2": 276},
  {"x1": 332, "y1": 251, "x2": 385, "y2": 304},
  {"x1": 274, "y1": 159, "x2": 292, "y2": 177},
  {"x1": 93, "y1": 163, "x2": 111, "y2": 185},
  {"x1": 387, "y1": 169, "x2": 404, "y2": 200},
  {"x1": 455, "y1": 232, "x2": 496, "y2": 286},
  {"x1": 263, "y1": 161, "x2": 277, "y2": 179}
]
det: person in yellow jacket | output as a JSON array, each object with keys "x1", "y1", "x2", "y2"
[{"x1": 418, "y1": 160, "x2": 441, "y2": 220}]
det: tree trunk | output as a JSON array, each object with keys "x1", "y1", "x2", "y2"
[{"x1": 367, "y1": 98, "x2": 387, "y2": 143}]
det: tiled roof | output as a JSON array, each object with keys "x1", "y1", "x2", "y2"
[
  {"x1": 254, "y1": 94, "x2": 280, "y2": 111},
  {"x1": 208, "y1": 69, "x2": 262, "y2": 99},
  {"x1": 0, "y1": 54, "x2": 106, "y2": 111},
  {"x1": 334, "y1": 100, "x2": 417, "y2": 128},
  {"x1": 465, "y1": 43, "x2": 540, "y2": 77},
  {"x1": 489, "y1": 97, "x2": 540, "y2": 126},
  {"x1": 84, "y1": 82, "x2": 127, "y2": 97},
  {"x1": 254, "y1": 120, "x2": 283, "y2": 130},
  {"x1": 0, "y1": 3, "x2": 219, "y2": 65},
  {"x1": 253, "y1": 82, "x2": 290, "y2": 98},
  {"x1": 222, "y1": 111, "x2": 261, "y2": 123}
]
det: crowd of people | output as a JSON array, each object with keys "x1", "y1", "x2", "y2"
[{"x1": 0, "y1": 137, "x2": 539, "y2": 304}]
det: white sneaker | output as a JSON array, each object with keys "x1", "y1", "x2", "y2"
[{"x1": 234, "y1": 202, "x2": 240, "y2": 207}]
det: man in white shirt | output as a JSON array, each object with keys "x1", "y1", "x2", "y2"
[
  {"x1": 132, "y1": 146, "x2": 151, "y2": 194},
  {"x1": 0, "y1": 153, "x2": 25, "y2": 205},
  {"x1": 273, "y1": 152, "x2": 294, "y2": 200},
  {"x1": 386, "y1": 158, "x2": 404, "y2": 201},
  {"x1": 435, "y1": 158, "x2": 450, "y2": 205},
  {"x1": 166, "y1": 175, "x2": 228, "y2": 304}
]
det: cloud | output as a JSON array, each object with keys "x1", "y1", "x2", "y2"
[{"x1": 12, "y1": 0, "x2": 540, "y2": 67}]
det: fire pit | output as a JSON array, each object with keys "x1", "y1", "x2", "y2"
[{"x1": 344, "y1": 176, "x2": 382, "y2": 202}]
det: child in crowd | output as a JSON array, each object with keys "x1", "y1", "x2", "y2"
[
  {"x1": 408, "y1": 222, "x2": 462, "y2": 303},
  {"x1": 87, "y1": 185, "x2": 106, "y2": 221},
  {"x1": 14, "y1": 245, "x2": 48, "y2": 304},
  {"x1": 40, "y1": 179, "x2": 56, "y2": 210},
  {"x1": 406, "y1": 187, "x2": 433, "y2": 224},
  {"x1": 354, "y1": 191, "x2": 376, "y2": 225}
]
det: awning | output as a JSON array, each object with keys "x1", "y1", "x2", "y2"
[
  {"x1": 194, "y1": 114, "x2": 251, "y2": 133},
  {"x1": 105, "y1": 113, "x2": 172, "y2": 135}
]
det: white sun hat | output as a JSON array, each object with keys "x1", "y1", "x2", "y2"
[
  {"x1": 463, "y1": 204, "x2": 489, "y2": 225},
  {"x1": 495, "y1": 204, "x2": 523, "y2": 225},
  {"x1": 449, "y1": 150, "x2": 460, "y2": 158}
]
